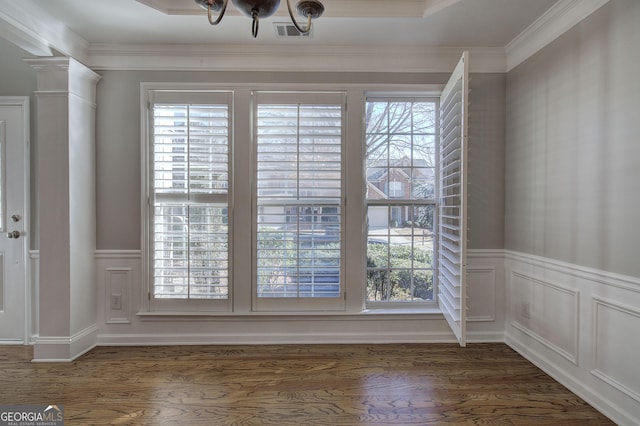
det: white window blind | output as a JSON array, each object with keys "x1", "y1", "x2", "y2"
[
  {"x1": 149, "y1": 92, "x2": 231, "y2": 307},
  {"x1": 438, "y1": 52, "x2": 469, "y2": 346},
  {"x1": 254, "y1": 92, "x2": 344, "y2": 310}
]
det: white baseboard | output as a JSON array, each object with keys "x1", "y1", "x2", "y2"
[
  {"x1": 32, "y1": 324, "x2": 98, "y2": 362},
  {"x1": 466, "y1": 331, "x2": 504, "y2": 343},
  {"x1": 97, "y1": 331, "x2": 457, "y2": 346}
]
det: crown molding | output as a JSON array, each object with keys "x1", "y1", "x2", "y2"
[
  {"x1": 505, "y1": 0, "x2": 610, "y2": 71},
  {"x1": 135, "y1": 0, "x2": 461, "y2": 18},
  {"x1": 0, "y1": 0, "x2": 89, "y2": 62},
  {"x1": 88, "y1": 43, "x2": 505, "y2": 73},
  {"x1": 422, "y1": 0, "x2": 462, "y2": 18},
  {"x1": 0, "y1": 12, "x2": 51, "y2": 57}
]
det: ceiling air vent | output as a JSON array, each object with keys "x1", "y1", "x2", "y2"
[{"x1": 273, "y1": 22, "x2": 311, "y2": 38}]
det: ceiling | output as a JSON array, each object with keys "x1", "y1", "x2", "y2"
[
  {"x1": 32, "y1": 0, "x2": 558, "y2": 48},
  {"x1": 5, "y1": 0, "x2": 609, "y2": 73}
]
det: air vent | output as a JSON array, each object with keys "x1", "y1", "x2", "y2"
[{"x1": 273, "y1": 22, "x2": 311, "y2": 38}]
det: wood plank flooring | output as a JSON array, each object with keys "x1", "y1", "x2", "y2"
[{"x1": 0, "y1": 343, "x2": 613, "y2": 425}]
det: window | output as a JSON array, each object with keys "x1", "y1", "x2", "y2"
[
  {"x1": 146, "y1": 91, "x2": 232, "y2": 311},
  {"x1": 141, "y1": 66, "x2": 467, "y2": 326},
  {"x1": 365, "y1": 98, "x2": 437, "y2": 305},
  {"x1": 388, "y1": 181, "x2": 405, "y2": 198},
  {"x1": 253, "y1": 91, "x2": 345, "y2": 311}
]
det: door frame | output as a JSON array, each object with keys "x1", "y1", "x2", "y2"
[{"x1": 0, "y1": 96, "x2": 30, "y2": 344}]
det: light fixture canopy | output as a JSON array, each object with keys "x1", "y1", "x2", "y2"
[{"x1": 195, "y1": 0, "x2": 324, "y2": 38}]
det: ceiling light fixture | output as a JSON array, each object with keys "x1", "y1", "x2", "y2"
[{"x1": 195, "y1": 0, "x2": 325, "y2": 38}]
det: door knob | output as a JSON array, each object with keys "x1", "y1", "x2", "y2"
[
  {"x1": 7, "y1": 230, "x2": 20, "y2": 239},
  {"x1": 11, "y1": 214, "x2": 21, "y2": 222}
]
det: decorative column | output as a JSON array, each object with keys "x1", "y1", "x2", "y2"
[{"x1": 26, "y1": 58, "x2": 100, "y2": 361}]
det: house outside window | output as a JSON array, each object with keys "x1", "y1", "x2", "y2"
[{"x1": 388, "y1": 181, "x2": 405, "y2": 198}]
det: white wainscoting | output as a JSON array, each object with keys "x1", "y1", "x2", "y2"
[
  {"x1": 94, "y1": 249, "x2": 503, "y2": 346},
  {"x1": 467, "y1": 249, "x2": 505, "y2": 342},
  {"x1": 505, "y1": 250, "x2": 640, "y2": 426}
]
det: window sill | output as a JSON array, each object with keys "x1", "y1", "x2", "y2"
[
  {"x1": 136, "y1": 308, "x2": 444, "y2": 320},
  {"x1": 361, "y1": 307, "x2": 442, "y2": 315}
]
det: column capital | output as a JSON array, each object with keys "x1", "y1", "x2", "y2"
[{"x1": 24, "y1": 57, "x2": 100, "y2": 95}]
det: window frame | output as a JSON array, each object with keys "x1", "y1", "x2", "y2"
[
  {"x1": 142, "y1": 89, "x2": 234, "y2": 313},
  {"x1": 364, "y1": 94, "x2": 440, "y2": 309},
  {"x1": 252, "y1": 90, "x2": 347, "y2": 312},
  {"x1": 140, "y1": 83, "x2": 445, "y2": 317}
]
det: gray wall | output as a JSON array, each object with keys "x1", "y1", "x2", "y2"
[
  {"x1": 505, "y1": 0, "x2": 640, "y2": 277},
  {"x1": 0, "y1": 37, "x2": 507, "y2": 253},
  {"x1": 0, "y1": 38, "x2": 37, "y2": 96},
  {"x1": 468, "y1": 74, "x2": 506, "y2": 249},
  {"x1": 96, "y1": 70, "x2": 506, "y2": 250}
]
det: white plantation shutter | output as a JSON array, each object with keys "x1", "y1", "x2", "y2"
[
  {"x1": 438, "y1": 52, "x2": 469, "y2": 346},
  {"x1": 149, "y1": 91, "x2": 232, "y2": 310},
  {"x1": 254, "y1": 91, "x2": 345, "y2": 311}
]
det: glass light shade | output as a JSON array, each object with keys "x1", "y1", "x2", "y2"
[{"x1": 231, "y1": 0, "x2": 280, "y2": 18}]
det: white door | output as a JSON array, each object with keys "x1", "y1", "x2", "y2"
[{"x1": 0, "y1": 97, "x2": 29, "y2": 343}]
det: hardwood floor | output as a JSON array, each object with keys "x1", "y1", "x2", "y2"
[{"x1": 0, "y1": 343, "x2": 612, "y2": 425}]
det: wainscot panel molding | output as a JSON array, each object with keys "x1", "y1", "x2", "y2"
[
  {"x1": 509, "y1": 270, "x2": 580, "y2": 365},
  {"x1": 104, "y1": 268, "x2": 133, "y2": 324},
  {"x1": 95, "y1": 250, "x2": 141, "y2": 332},
  {"x1": 592, "y1": 297, "x2": 640, "y2": 404},
  {"x1": 505, "y1": 250, "x2": 640, "y2": 426},
  {"x1": 467, "y1": 266, "x2": 496, "y2": 322},
  {"x1": 466, "y1": 250, "x2": 505, "y2": 342},
  {"x1": 95, "y1": 250, "x2": 144, "y2": 259}
]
